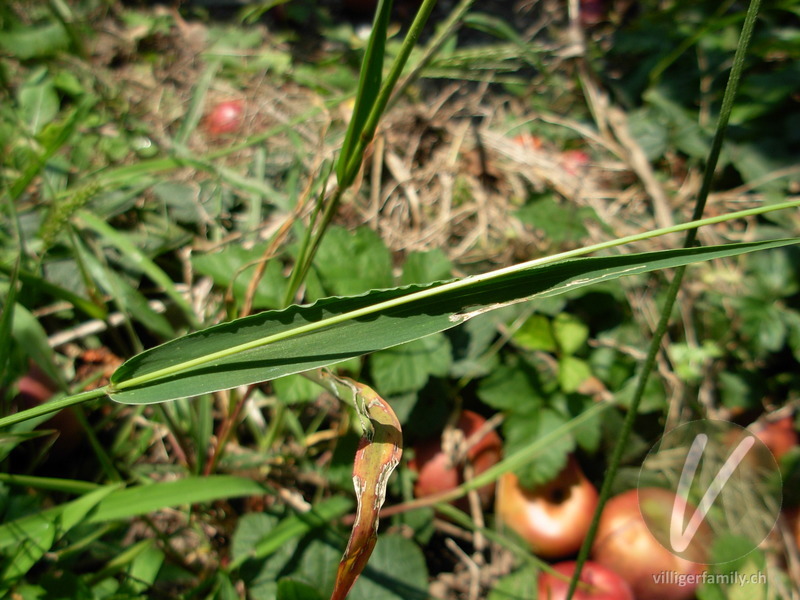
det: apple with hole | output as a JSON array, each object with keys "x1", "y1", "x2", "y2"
[
  {"x1": 591, "y1": 487, "x2": 710, "y2": 600},
  {"x1": 496, "y1": 456, "x2": 598, "y2": 558},
  {"x1": 537, "y1": 560, "x2": 634, "y2": 600},
  {"x1": 410, "y1": 410, "x2": 502, "y2": 507}
]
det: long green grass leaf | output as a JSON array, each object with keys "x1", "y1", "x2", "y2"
[
  {"x1": 76, "y1": 210, "x2": 199, "y2": 329},
  {"x1": 336, "y1": 0, "x2": 393, "y2": 185},
  {"x1": 0, "y1": 262, "x2": 106, "y2": 320},
  {"x1": 85, "y1": 475, "x2": 267, "y2": 523},
  {"x1": 109, "y1": 235, "x2": 798, "y2": 405}
]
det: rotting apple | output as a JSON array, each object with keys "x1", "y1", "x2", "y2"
[
  {"x1": 410, "y1": 410, "x2": 502, "y2": 508},
  {"x1": 591, "y1": 487, "x2": 710, "y2": 600},
  {"x1": 496, "y1": 456, "x2": 598, "y2": 558},
  {"x1": 537, "y1": 560, "x2": 634, "y2": 600}
]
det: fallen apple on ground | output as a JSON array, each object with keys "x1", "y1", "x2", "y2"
[
  {"x1": 591, "y1": 487, "x2": 710, "y2": 600},
  {"x1": 204, "y1": 100, "x2": 244, "y2": 136},
  {"x1": 496, "y1": 456, "x2": 598, "y2": 558},
  {"x1": 537, "y1": 560, "x2": 634, "y2": 600},
  {"x1": 410, "y1": 410, "x2": 502, "y2": 507}
]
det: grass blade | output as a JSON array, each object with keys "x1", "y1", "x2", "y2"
[{"x1": 109, "y1": 233, "x2": 798, "y2": 405}]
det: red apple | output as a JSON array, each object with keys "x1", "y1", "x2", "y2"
[
  {"x1": 204, "y1": 100, "x2": 244, "y2": 136},
  {"x1": 753, "y1": 416, "x2": 798, "y2": 461},
  {"x1": 559, "y1": 149, "x2": 591, "y2": 176},
  {"x1": 496, "y1": 456, "x2": 598, "y2": 558},
  {"x1": 538, "y1": 561, "x2": 634, "y2": 600},
  {"x1": 410, "y1": 410, "x2": 502, "y2": 507},
  {"x1": 591, "y1": 488, "x2": 710, "y2": 600}
]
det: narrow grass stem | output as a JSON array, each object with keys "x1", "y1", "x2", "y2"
[
  {"x1": 0, "y1": 387, "x2": 108, "y2": 429},
  {"x1": 566, "y1": 1, "x2": 764, "y2": 598}
]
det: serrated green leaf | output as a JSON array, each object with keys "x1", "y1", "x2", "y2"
[
  {"x1": 552, "y1": 313, "x2": 589, "y2": 356},
  {"x1": 370, "y1": 333, "x2": 452, "y2": 395},
  {"x1": 108, "y1": 239, "x2": 799, "y2": 405},
  {"x1": 488, "y1": 568, "x2": 537, "y2": 600},
  {"x1": 400, "y1": 249, "x2": 453, "y2": 286},
  {"x1": 193, "y1": 243, "x2": 288, "y2": 310},
  {"x1": 273, "y1": 373, "x2": 322, "y2": 404},
  {"x1": 477, "y1": 363, "x2": 543, "y2": 411},
  {"x1": 515, "y1": 197, "x2": 593, "y2": 245},
  {"x1": 512, "y1": 314, "x2": 556, "y2": 352},
  {"x1": 615, "y1": 371, "x2": 666, "y2": 413},
  {"x1": 18, "y1": 69, "x2": 59, "y2": 135},
  {"x1": 348, "y1": 535, "x2": 428, "y2": 600},
  {"x1": 0, "y1": 22, "x2": 69, "y2": 59},
  {"x1": 562, "y1": 395, "x2": 602, "y2": 453},
  {"x1": 558, "y1": 356, "x2": 592, "y2": 393},
  {"x1": 504, "y1": 409, "x2": 574, "y2": 488},
  {"x1": 229, "y1": 496, "x2": 353, "y2": 570},
  {"x1": 306, "y1": 226, "x2": 393, "y2": 300},
  {"x1": 277, "y1": 579, "x2": 325, "y2": 600}
]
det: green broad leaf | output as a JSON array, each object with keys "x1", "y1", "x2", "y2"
[
  {"x1": 0, "y1": 515, "x2": 56, "y2": 584},
  {"x1": 644, "y1": 88, "x2": 712, "y2": 159},
  {"x1": 348, "y1": 535, "x2": 428, "y2": 600},
  {"x1": 561, "y1": 395, "x2": 602, "y2": 453},
  {"x1": 273, "y1": 373, "x2": 323, "y2": 404},
  {"x1": 669, "y1": 340, "x2": 723, "y2": 383},
  {"x1": 488, "y1": 568, "x2": 537, "y2": 600},
  {"x1": 369, "y1": 333, "x2": 452, "y2": 395},
  {"x1": 552, "y1": 313, "x2": 589, "y2": 356},
  {"x1": 627, "y1": 106, "x2": 669, "y2": 161},
  {"x1": 717, "y1": 371, "x2": 761, "y2": 411},
  {"x1": 192, "y1": 242, "x2": 288, "y2": 310},
  {"x1": 0, "y1": 22, "x2": 69, "y2": 59},
  {"x1": 305, "y1": 226, "x2": 393, "y2": 300},
  {"x1": 229, "y1": 496, "x2": 354, "y2": 570},
  {"x1": 18, "y1": 69, "x2": 60, "y2": 135},
  {"x1": 557, "y1": 356, "x2": 592, "y2": 393},
  {"x1": 616, "y1": 371, "x2": 667, "y2": 413},
  {"x1": 277, "y1": 579, "x2": 325, "y2": 600},
  {"x1": 477, "y1": 363, "x2": 543, "y2": 412},
  {"x1": 108, "y1": 239, "x2": 799, "y2": 405},
  {"x1": 400, "y1": 249, "x2": 453, "y2": 286},
  {"x1": 447, "y1": 310, "x2": 504, "y2": 379},
  {"x1": 515, "y1": 196, "x2": 594, "y2": 245},
  {"x1": 737, "y1": 297, "x2": 786, "y2": 354},
  {"x1": 504, "y1": 409, "x2": 574, "y2": 488},
  {"x1": 512, "y1": 314, "x2": 556, "y2": 352}
]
